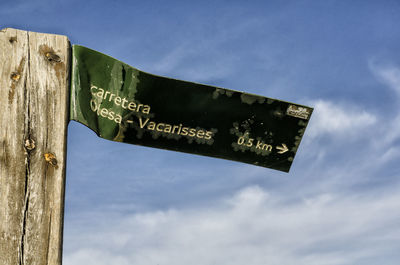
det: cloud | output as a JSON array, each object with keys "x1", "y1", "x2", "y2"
[
  {"x1": 373, "y1": 114, "x2": 400, "y2": 150},
  {"x1": 369, "y1": 61, "x2": 400, "y2": 96},
  {"x1": 305, "y1": 100, "x2": 376, "y2": 139},
  {"x1": 378, "y1": 145, "x2": 400, "y2": 165},
  {"x1": 150, "y1": 42, "x2": 235, "y2": 83},
  {"x1": 368, "y1": 62, "x2": 400, "y2": 147},
  {"x1": 143, "y1": 16, "x2": 270, "y2": 84},
  {"x1": 63, "y1": 186, "x2": 400, "y2": 265}
]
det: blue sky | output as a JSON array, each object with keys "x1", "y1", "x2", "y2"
[{"x1": 3, "y1": 0, "x2": 400, "y2": 264}]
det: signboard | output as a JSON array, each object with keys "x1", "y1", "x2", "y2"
[{"x1": 70, "y1": 45, "x2": 313, "y2": 172}]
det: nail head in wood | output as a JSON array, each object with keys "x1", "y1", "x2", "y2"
[
  {"x1": 10, "y1": 72, "x2": 21, "y2": 82},
  {"x1": 45, "y1": 52, "x2": 61, "y2": 63},
  {"x1": 9, "y1": 36, "x2": 17, "y2": 43},
  {"x1": 44, "y1": 152, "x2": 58, "y2": 166}
]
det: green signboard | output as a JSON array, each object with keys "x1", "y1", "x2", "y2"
[{"x1": 70, "y1": 45, "x2": 313, "y2": 172}]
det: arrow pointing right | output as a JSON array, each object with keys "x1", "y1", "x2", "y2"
[{"x1": 276, "y1": 143, "x2": 288, "y2": 154}]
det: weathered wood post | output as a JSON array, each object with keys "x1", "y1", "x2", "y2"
[{"x1": 0, "y1": 28, "x2": 70, "y2": 265}]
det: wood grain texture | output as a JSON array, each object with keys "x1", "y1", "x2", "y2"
[{"x1": 0, "y1": 28, "x2": 70, "y2": 265}]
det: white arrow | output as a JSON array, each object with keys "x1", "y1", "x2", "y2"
[{"x1": 276, "y1": 143, "x2": 288, "y2": 154}]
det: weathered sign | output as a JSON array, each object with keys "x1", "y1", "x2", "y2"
[{"x1": 70, "y1": 45, "x2": 312, "y2": 172}]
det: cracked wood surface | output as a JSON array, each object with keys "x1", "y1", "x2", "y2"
[{"x1": 0, "y1": 28, "x2": 69, "y2": 265}]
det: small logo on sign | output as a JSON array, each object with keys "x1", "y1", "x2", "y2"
[{"x1": 286, "y1": 105, "x2": 311, "y2": 120}]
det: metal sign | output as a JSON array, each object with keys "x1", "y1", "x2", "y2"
[{"x1": 70, "y1": 45, "x2": 313, "y2": 172}]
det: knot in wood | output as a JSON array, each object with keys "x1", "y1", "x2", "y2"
[{"x1": 24, "y1": 139, "x2": 36, "y2": 151}]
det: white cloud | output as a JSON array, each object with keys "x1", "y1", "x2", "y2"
[
  {"x1": 306, "y1": 100, "x2": 376, "y2": 139},
  {"x1": 378, "y1": 146, "x2": 400, "y2": 164},
  {"x1": 368, "y1": 62, "x2": 400, "y2": 147},
  {"x1": 144, "y1": 17, "x2": 268, "y2": 84},
  {"x1": 148, "y1": 39, "x2": 236, "y2": 84},
  {"x1": 64, "y1": 186, "x2": 400, "y2": 265},
  {"x1": 64, "y1": 249, "x2": 131, "y2": 265},
  {"x1": 372, "y1": 113, "x2": 400, "y2": 151},
  {"x1": 369, "y1": 62, "x2": 400, "y2": 96}
]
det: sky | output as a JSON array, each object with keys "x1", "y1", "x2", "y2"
[{"x1": 2, "y1": 0, "x2": 400, "y2": 264}]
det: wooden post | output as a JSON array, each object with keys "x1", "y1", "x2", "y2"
[{"x1": 0, "y1": 28, "x2": 70, "y2": 265}]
